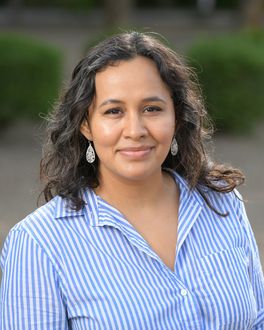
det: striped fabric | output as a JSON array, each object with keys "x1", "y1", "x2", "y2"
[{"x1": 1, "y1": 171, "x2": 264, "y2": 329}]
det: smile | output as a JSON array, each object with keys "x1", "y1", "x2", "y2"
[{"x1": 118, "y1": 147, "x2": 153, "y2": 159}]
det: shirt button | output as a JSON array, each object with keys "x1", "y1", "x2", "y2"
[{"x1": 180, "y1": 289, "x2": 188, "y2": 296}]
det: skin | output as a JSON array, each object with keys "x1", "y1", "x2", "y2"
[
  {"x1": 80, "y1": 56, "x2": 179, "y2": 271},
  {"x1": 81, "y1": 56, "x2": 176, "y2": 189}
]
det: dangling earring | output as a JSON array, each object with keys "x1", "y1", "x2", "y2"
[
  {"x1": 170, "y1": 137, "x2": 178, "y2": 156},
  {"x1": 86, "y1": 141, "x2": 95, "y2": 163}
]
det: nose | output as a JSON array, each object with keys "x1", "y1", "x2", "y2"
[{"x1": 123, "y1": 111, "x2": 147, "y2": 140}]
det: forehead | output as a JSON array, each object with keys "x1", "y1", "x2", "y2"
[{"x1": 94, "y1": 56, "x2": 171, "y2": 98}]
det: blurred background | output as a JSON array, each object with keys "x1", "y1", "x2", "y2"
[{"x1": 0, "y1": 0, "x2": 264, "y2": 271}]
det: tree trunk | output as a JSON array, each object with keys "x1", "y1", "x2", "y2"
[
  {"x1": 240, "y1": 0, "x2": 264, "y2": 28},
  {"x1": 103, "y1": 0, "x2": 134, "y2": 29}
]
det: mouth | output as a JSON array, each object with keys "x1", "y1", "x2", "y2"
[{"x1": 118, "y1": 146, "x2": 154, "y2": 159}]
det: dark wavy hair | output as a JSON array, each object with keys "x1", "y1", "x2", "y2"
[{"x1": 40, "y1": 31, "x2": 244, "y2": 213}]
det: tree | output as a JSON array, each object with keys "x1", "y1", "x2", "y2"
[
  {"x1": 103, "y1": 0, "x2": 134, "y2": 28},
  {"x1": 240, "y1": 0, "x2": 264, "y2": 28}
]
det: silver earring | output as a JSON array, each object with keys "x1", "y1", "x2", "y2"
[
  {"x1": 86, "y1": 141, "x2": 95, "y2": 163},
  {"x1": 170, "y1": 137, "x2": 178, "y2": 156}
]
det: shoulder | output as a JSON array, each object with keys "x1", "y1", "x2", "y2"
[
  {"x1": 0, "y1": 195, "x2": 87, "y2": 272},
  {"x1": 10, "y1": 194, "x2": 86, "y2": 236},
  {"x1": 201, "y1": 186, "x2": 244, "y2": 218},
  {"x1": 171, "y1": 169, "x2": 243, "y2": 217},
  {"x1": 10, "y1": 195, "x2": 66, "y2": 237}
]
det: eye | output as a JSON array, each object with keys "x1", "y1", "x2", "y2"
[
  {"x1": 143, "y1": 106, "x2": 162, "y2": 113},
  {"x1": 104, "y1": 108, "x2": 122, "y2": 115}
]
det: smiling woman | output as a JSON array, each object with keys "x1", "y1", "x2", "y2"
[
  {"x1": 1, "y1": 31, "x2": 264, "y2": 329},
  {"x1": 80, "y1": 56, "x2": 176, "y2": 184}
]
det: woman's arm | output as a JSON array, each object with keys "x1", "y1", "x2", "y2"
[{"x1": 0, "y1": 228, "x2": 68, "y2": 330}]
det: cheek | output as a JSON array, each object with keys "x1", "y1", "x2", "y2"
[
  {"x1": 152, "y1": 117, "x2": 176, "y2": 142},
  {"x1": 92, "y1": 121, "x2": 121, "y2": 147}
]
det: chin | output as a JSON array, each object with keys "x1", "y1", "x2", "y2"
[{"x1": 117, "y1": 167, "x2": 160, "y2": 182}]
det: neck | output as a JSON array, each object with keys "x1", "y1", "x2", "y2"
[{"x1": 94, "y1": 169, "x2": 172, "y2": 211}]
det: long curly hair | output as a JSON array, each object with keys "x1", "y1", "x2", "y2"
[{"x1": 40, "y1": 31, "x2": 244, "y2": 213}]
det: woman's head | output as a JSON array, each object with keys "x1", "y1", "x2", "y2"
[
  {"x1": 40, "y1": 31, "x2": 223, "y2": 209},
  {"x1": 80, "y1": 55, "x2": 176, "y2": 185}
]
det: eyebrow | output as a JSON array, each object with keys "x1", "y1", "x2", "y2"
[{"x1": 99, "y1": 96, "x2": 167, "y2": 108}]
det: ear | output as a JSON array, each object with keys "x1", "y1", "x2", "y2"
[{"x1": 80, "y1": 119, "x2": 93, "y2": 141}]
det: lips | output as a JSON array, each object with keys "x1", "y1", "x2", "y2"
[{"x1": 118, "y1": 146, "x2": 153, "y2": 158}]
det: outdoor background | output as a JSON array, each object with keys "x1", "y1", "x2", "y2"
[{"x1": 0, "y1": 0, "x2": 264, "y2": 276}]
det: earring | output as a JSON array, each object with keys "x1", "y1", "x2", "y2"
[
  {"x1": 170, "y1": 137, "x2": 178, "y2": 156},
  {"x1": 86, "y1": 141, "x2": 95, "y2": 163}
]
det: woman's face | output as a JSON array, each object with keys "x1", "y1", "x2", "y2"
[{"x1": 81, "y1": 56, "x2": 176, "y2": 183}]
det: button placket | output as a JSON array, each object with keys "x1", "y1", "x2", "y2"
[{"x1": 156, "y1": 261, "x2": 191, "y2": 300}]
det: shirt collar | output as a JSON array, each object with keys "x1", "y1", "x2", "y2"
[
  {"x1": 172, "y1": 171, "x2": 204, "y2": 260},
  {"x1": 54, "y1": 195, "x2": 84, "y2": 219},
  {"x1": 169, "y1": 170, "x2": 204, "y2": 207},
  {"x1": 54, "y1": 171, "x2": 204, "y2": 227},
  {"x1": 84, "y1": 189, "x2": 131, "y2": 228},
  {"x1": 54, "y1": 187, "x2": 127, "y2": 228}
]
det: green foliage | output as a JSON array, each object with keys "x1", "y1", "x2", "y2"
[
  {"x1": 187, "y1": 30, "x2": 264, "y2": 133},
  {"x1": 0, "y1": 33, "x2": 62, "y2": 125}
]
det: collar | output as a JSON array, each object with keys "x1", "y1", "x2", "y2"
[
  {"x1": 54, "y1": 171, "x2": 205, "y2": 261},
  {"x1": 173, "y1": 171, "x2": 204, "y2": 258},
  {"x1": 167, "y1": 169, "x2": 204, "y2": 207},
  {"x1": 54, "y1": 195, "x2": 85, "y2": 219},
  {"x1": 53, "y1": 187, "x2": 127, "y2": 228},
  {"x1": 54, "y1": 171, "x2": 204, "y2": 227}
]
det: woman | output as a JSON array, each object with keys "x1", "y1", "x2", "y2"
[{"x1": 1, "y1": 31, "x2": 263, "y2": 329}]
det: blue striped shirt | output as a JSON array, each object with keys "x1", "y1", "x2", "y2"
[{"x1": 1, "y1": 171, "x2": 264, "y2": 329}]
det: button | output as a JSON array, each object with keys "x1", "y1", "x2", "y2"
[{"x1": 180, "y1": 289, "x2": 188, "y2": 296}]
